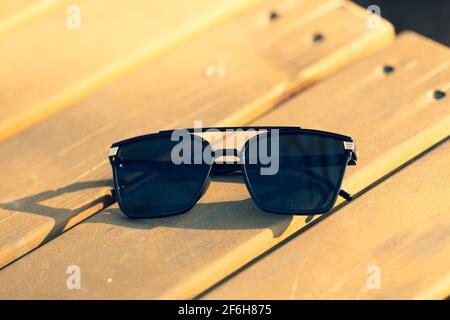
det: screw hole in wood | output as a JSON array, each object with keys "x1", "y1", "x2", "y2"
[
  {"x1": 433, "y1": 90, "x2": 446, "y2": 100},
  {"x1": 312, "y1": 33, "x2": 324, "y2": 43},
  {"x1": 269, "y1": 10, "x2": 279, "y2": 21},
  {"x1": 383, "y1": 65, "x2": 395, "y2": 75}
]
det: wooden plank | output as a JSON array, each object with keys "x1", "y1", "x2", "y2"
[
  {"x1": 0, "y1": 0, "x2": 263, "y2": 142},
  {"x1": 0, "y1": 0, "x2": 394, "y2": 269},
  {"x1": 0, "y1": 1, "x2": 64, "y2": 35},
  {"x1": 204, "y1": 139, "x2": 450, "y2": 299},
  {"x1": 1, "y1": 32, "x2": 448, "y2": 299}
]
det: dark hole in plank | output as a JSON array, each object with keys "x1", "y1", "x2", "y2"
[
  {"x1": 383, "y1": 65, "x2": 395, "y2": 74},
  {"x1": 269, "y1": 10, "x2": 279, "y2": 21},
  {"x1": 312, "y1": 33, "x2": 324, "y2": 43},
  {"x1": 433, "y1": 90, "x2": 446, "y2": 100}
]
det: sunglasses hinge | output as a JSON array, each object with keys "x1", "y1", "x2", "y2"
[{"x1": 344, "y1": 141, "x2": 357, "y2": 165}]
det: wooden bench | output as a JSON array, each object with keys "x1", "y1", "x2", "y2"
[
  {"x1": 0, "y1": 0, "x2": 393, "y2": 269},
  {"x1": 0, "y1": 0, "x2": 448, "y2": 299},
  {"x1": 204, "y1": 138, "x2": 450, "y2": 299},
  {"x1": 0, "y1": 0, "x2": 262, "y2": 142}
]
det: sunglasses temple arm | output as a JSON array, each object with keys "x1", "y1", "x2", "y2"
[
  {"x1": 110, "y1": 188, "x2": 117, "y2": 202},
  {"x1": 339, "y1": 189, "x2": 352, "y2": 201}
]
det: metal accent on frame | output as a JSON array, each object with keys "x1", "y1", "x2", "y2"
[
  {"x1": 109, "y1": 146, "x2": 119, "y2": 157},
  {"x1": 343, "y1": 141, "x2": 355, "y2": 150}
]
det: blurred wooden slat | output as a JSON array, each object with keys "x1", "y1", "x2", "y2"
[
  {"x1": 0, "y1": 0, "x2": 264, "y2": 142},
  {"x1": 0, "y1": 0, "x2": 393, "y2": 269},
  {"x1": 1, "y1": 32, "x2": 448, "y2": 299},
  {"x1": 204, "y1": 139, "x2": 450, "y2": 299},
  {"x1": 0, "y1": 1, "x2": 64, "y2": 35}
]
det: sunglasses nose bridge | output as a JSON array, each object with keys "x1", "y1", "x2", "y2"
[
  {"x1": 210, "y1": 148, "x2": 242, "y2": 176},
  {"x1": 212, "y1": 148, "x2": 240, "y2": 160}
]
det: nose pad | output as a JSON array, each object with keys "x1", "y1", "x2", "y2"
[{"x1": 199, "y1": 176, "x2": 212, "y2": 200}]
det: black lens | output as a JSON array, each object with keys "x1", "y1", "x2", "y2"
[
  {"x1": 243, "y1": 131, "x2": 349, "y2": 214},
  {"x1": 112, "y1": 134, "x2": 211, "y2": 217}
]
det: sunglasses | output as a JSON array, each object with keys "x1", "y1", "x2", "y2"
[{"x1": 108, "y1": 127, "x2": 357, "y2": 218}]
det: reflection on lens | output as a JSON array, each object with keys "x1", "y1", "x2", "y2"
[
  {"x1": 114, "y1": 135, "x2": 211, "y2": 217},
  {"x1": 244, "y1": 132, "x2": 348, "y2": 214}
]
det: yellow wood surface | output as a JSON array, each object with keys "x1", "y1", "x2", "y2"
[
  {"x1": 0, "y1": 1, "x2": 64, "y2": 35},
  {"x1": 1, "y1": 32, "x2": 448, "y2": 299},
  {"x1": 205, "y1": 139, "x2": 450, "y2": 299},
  {"x1": 0, "y1": 0, "x2": 265, "y2": 143},
  {"x1": 0, "y1": 0, "x2": 393, "y2": 269}
]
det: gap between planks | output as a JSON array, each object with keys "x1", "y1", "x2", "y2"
[
  {"x1": 0, "y1": 0, "x2": 394, "y2": 269},
  {"x1": 0, "y1": 32, "x2": 449, "y2": 299},
  {"x1": 203, "y1": 137, "x2": 450, "y2": 299}
]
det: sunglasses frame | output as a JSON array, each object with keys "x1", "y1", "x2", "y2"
[{"x1": 109, "y1": 127, "x2": 357, "y2": 218}]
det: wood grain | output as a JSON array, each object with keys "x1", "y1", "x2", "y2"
[
  {"x1": 1, "y1": 32, "x2": 448, "y2": 299},
  {"x1": 204, "y1": 139, "x2": 450, "y2": 299},
  {"x1": 0, "y1": 0, "x2": 393, "y2": 269},
  {"x1": 0, "y1": 1, "x2": 64, "y2": 35},
  {"x1": 0, "y1": 0, "x2": 264, "y2": 142}
]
